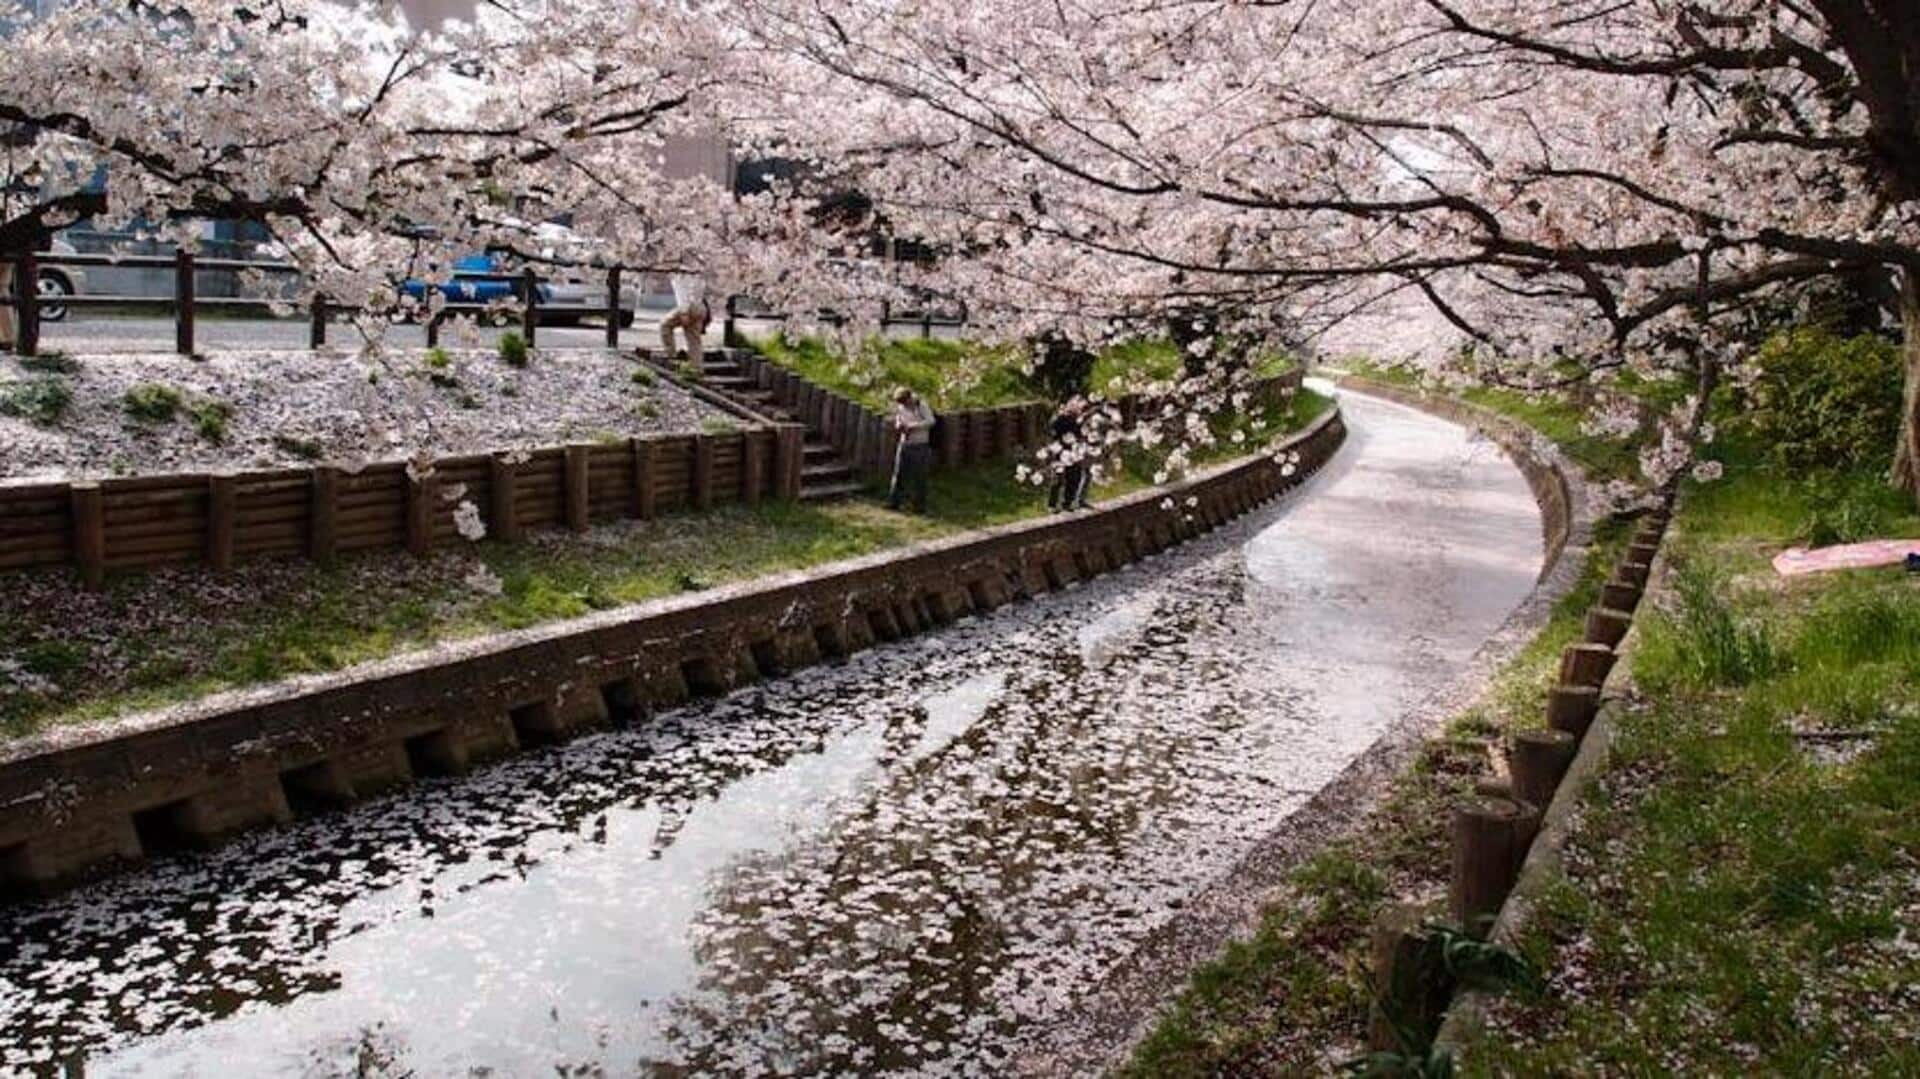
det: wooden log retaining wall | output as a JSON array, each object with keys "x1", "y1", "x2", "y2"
[
  {"x1": 0, "y1": 423, "x2": 803, "y2": 583},
  {"x1": 734, "y1": 353, "x2": 1306, "y2": 484},
  {"x1": 0, "y1": 405, "x2": 1346, "y2": 899}
]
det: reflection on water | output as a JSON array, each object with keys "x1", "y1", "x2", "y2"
[{"x1": 0, "y1": 394, "x2": 1543, "y2": 1076}]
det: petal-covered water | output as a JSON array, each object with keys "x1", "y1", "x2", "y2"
[{"x1": 0, "y1": 392, "x2": 1543, "y2": 1076}]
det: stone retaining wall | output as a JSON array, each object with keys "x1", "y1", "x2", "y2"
[{"x1": 0, "y1": 406, "x2": 1346, "y2": 899}]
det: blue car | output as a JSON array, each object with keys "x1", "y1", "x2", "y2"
[{"x1": 399, "y1": 253, "x2": 521, "y2": 323}]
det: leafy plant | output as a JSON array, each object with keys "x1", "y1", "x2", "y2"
[
  {"x1": 122, "y1": 382, "x2": 184, "y2": 423},
  {"x1": 630, "y1": 368, "x2": 656, "y2": 387},
  {"x1": 186, "y1": 398, "x2": 233, "y2": 443},
  {"x1": 1739, "y1": 327, "x2": 1902, "y2": 473},
  {"x1": 1798, "y1": 472, "x2": 1902, "y2": 547},
  {"x1": 1639, "y1": 563, "x2": 1780, "y2": 690},
  {"x1": 0, "y1": 376, "x2": 73, "y2": 425},
  {"x1": 18, "y1": 351, "x2": 79, "y2": 374},
  {"x1": 497, "y1": 332, "x2": 529, "y2": 368},
  {"x1": 273, "y1": 433, "x2": 325, "y2": 460},
  {"x1": 424, "y1": 347, "x2": 451, "y2": 370}
]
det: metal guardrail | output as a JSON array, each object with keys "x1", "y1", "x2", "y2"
[{"x1": 4, "y1": 251, "x2": 971, "y2": 357}]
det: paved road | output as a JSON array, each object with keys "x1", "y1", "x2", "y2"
[
  {"x1": 37, "y1": 313, "x2": 961, "y2": 354},
  {"x1": 0, "y1": 390, "x2": 1543, "y2": 1077}
]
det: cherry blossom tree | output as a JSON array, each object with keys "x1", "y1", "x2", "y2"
[{"x1": 719, "y1": 0, "x2": 1920, "y2": 502}]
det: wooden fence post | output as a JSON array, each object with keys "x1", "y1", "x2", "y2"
[
  {"x1": 632, "y1": 437, "x2": 657, "y2": 519},
  {"x1": 742, "y1": 429, "x2": 765, "y2": 507},
  {"x1": 691, "y1": 434, "x2": 715, "y2": 511},
  {"x1": 174, "y1": 249, "x2": 196, "y2": 356},
  {"x1": 1510, "y1": 729, "x2": 1577, "y2": 810},
  {"x1": 490, "y1": 455, "x2": 521, "y2": 542},
  {"x1": 564, "y1": 443, "x2": 592, "y2": 532},
  {"x1": 1559, "y1": 643, "x2": 1616, "y2": 688},
  {"x1": 1449, "y1": 796, "x2": 1538, "y2": 934},
  {"x1": 407, "y1": 466, "x2": 438, "y2": 556},
  {"x1": 1546, "y1": 684, "x2": 1600, "y2": 741},
  {"x1": 521, "y1": 267, "x2": 539, "y2": 348},
  {"x1": 70, "y1": 482, "x2": 106, "y2": 590},
  {"x1": 308, "y1": 466, "x2": 339, "y2": 566},
  {"x1": 206, "y1": 472, "x2": 237, "y2": 572},
  {"x1": 605, "y1": 266, "x2": 622, "y2": 350},
  {"x1": 17, "y1": 252, "x2": 40, "y2": 358},
  {"x1": 774, "y1": 425, "x2": 803, "y2": 501},
  {"x1": 309, "y1": 295, "x2": 328, "y2": 349},
  {"x1": 426, "y1": 310, "x2": 441, "y2": 349}
]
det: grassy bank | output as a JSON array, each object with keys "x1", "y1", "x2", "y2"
[
  {"x1": 0, "y1": 390, "x2": 1333, "y2": 741},
  {"x1": 1122, "y1": 376, "x2": 1642, "y2": 1076},
  {"x1": 1458, "y1": 436, "x2": 1920, "y2": 1074},
  {"x1": 749, "y1": 335, "x2": 1295, "y2": 412}
]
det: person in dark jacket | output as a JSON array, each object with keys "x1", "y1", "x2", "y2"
[{"x1": 888, "y1": 388, "x2": 937, "y2": 513}]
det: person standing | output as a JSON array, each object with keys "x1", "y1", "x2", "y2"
[
  {"x1": 1048, "y1": 396, "x2": 1092, "y2": 511},
  {"x1": 659, "y1": 272, "x2": 709, "y2": 366},
  {"x1": 888, "y1": 387, "x2": 937, "y2": 513}
]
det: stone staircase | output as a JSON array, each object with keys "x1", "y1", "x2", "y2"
[{"x1": 695, "y1": 350, "x2": 866, "y2": 502}]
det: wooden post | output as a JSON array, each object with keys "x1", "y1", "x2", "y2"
[
  {"x1": 425, "y1": 310, "x2": 441, "y2": 349},
  {"x1": 1584, "y1": 607, "x2": 1632, "y2": 648},
  {"x1": 938, "y1": 412, "x2": 962, "y2": 468},
  {"x1": 521, "y1": 267, "x2": 539, "y2": 348},
  {"x1": 1449, "y1": 796, "x2": 1539, "y2": 934},
  {"x1": 406, "y1": 467, "x2": 437, "y2": 556},
  {"x1": 564, "y1": 444, "x2": 592, "y2": 532},
  {"x1": 723, "y1": 294, "x2": 743, "y2": 348},
  {"x1": 742, "y1": 429, "x2": 766, "y2": 507},
  {"x1": 1510, "y1": 728, "x2": 1577, "y2": 810},
  {"x1": 206, "y1": 472, "x2": 237, "y2": 572},
  {"x1": 17, "y1": 252, "x2": 39, "y2": 358},
  {"x1": 691, "y1": 434, "x2": 715, "y2": 511},
  {"x1": 1546, "y1": 684, "x2": 1601, "y2": 741},
  {"x1": 1367, "y1": 905, "x2": 1451, "y2": 1053},
  {"x1": 1559, "y1": 642, "x2": 1616, "y2": 688},
  {"x1": 604, "y1": 266, "x2": 622, "y2": 349},
  {"x1": 632, "y1": 437, "x2": 657, "y2": 519},
  {"x1": 774, "y1": 425, "x2": 804, "y2": 501},
  {"x1": 309, "y1": 295, "x2": 328, "y2": 349},
  {"x1": 1600, "y1": 578, "x2": 1643, "y2": 614},
  {"x1": 489, "y1": 455, "x2": 521, "y2": 542},
  {"x1": 308, "y1": 466, "x2": 338, "y2": 566},
  {"x1": 70, "y1": 482, "x2": 106, "y2": 590},
  {"x1": 174, "y1": 249, "x2": 196, "y2": 356},
  {"x1": 1628, "y1": 542, "x2": 1660, "y2": 565},
  {"x1": 1618, "y1": 561, "x2": 1651, "y2": 588}
]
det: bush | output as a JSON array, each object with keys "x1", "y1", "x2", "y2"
[
  {"x1": 273, "y1": 433, "x2": 325, "y2": 460},
  {"x1": 1798, "y1": 472, "x2": 1905, "y2": 547},
  {"x1": 122, "y1": 383, "x2": 184, "y2": 423},
  {"x1": 498, "y1": 332, "x2": 529, "y2": 368},
  {"x1": 186, "y1": 398, "x2": 233, "y2": 443},
  {"x1": 18, "y1": 351, "x2": 79, "y2": 375},
  {"x1": 1740, "y1": 327, "x2": 1902, "y2": 473},
  {"x1": 425, "y1": 347, "x2": 451, "y2": 370},
  {"x1": 0, "y1": 376, "x2": 73, "y2": 425}
]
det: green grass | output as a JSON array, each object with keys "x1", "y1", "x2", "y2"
[
  {"x1": 750, "y1": 334, "x2": 1296, "y2": 411},
  {"x1": 1455, "y1": 412, "x2": 1920, "y2": 1074},
  {"x1": 0, "y1": 392, "x2": 1331, "y2": 740}
]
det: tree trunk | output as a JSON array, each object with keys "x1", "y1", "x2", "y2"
[{"x1": 1896, "y1": 268, "x2": 1920, "y2": 507}]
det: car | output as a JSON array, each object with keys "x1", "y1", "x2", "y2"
[
  {"x1": 35, "y1": 239, "x2": 86, "y2": 323},
  {"x1": 399, "y1": 253, "x2": 520, "y2": 324},
  {"x1": 536, "y1": 276, "x2": 639, "y2": 326}
]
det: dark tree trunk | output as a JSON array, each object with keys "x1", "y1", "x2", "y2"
[{"x1": 1894, "y1": 268, "x2": 1920, "y2": 506}]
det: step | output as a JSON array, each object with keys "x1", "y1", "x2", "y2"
[
  {"x1": 803, "y1": 463, "x2": 855, "y2": 482},
  {"x1": 799, "y1": 481, "x2": 865, "y2": 501}
]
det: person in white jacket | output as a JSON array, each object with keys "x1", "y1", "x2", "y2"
[{"x1": 659, "y1": 272, "x2": 710, "y2": 365}]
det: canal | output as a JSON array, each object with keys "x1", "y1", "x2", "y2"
[{"x1": 0, "y1": 389, "x2": 1544, "y2": 1076}]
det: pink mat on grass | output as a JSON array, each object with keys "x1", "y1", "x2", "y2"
[{"x1": 1772, "y1": 539, "x2": 1920, "y2": 577}]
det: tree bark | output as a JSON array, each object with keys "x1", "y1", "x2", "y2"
[{"x1": 1895, "y1": 267, "x2": 1920, "y2": 506}]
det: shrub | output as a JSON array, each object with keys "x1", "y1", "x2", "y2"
[
  {"x1": 1798, "y1": 472, "x2": 1904, "y2": 547},
  {"x1": 186, "y1": 398, "x2": 233, "y2": 443},
  {"x1": 0, "y1": 376, "x2": 73, "y2": 425},
  {"x1": 122, "y1": 383, "x2": 184, "y2": 423},
  {"x1": 18, "y1": 351, "x2": 79, "y2": 375},
  {"x1": 1740, "y1": 327, "x2": 1902, "y2": 473},
  {"x1": 273, "y1": 434, "x2": 325, "y2": 460},
  {"x1": 498, "y1": 332, "x2": 529, "y2": 368},
  {"x1": 630, "y1": 368, "x2": 656, "y2": 387},
  {"x1": 425, "y1": 347, "x2": 451, "y2": 370}
]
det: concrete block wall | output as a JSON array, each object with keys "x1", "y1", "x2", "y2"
[{"x1": 0, "y1": 406, "x2": 1346, "y2": 901}]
